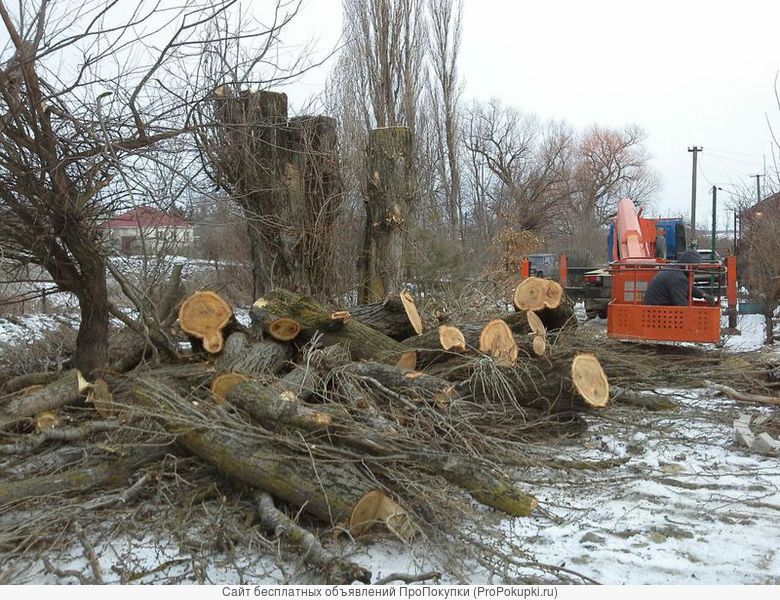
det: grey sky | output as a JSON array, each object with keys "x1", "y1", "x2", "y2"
[{"x1": 274, "y1": 0, "x2": 780, "y2": 230}]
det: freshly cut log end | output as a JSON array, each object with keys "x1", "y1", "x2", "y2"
[
  {"x1": 544, "y1": 280, "x2": 564, "y2": 310},
  {"x1": 526, "y1": 311, "x2": 547, "y2": 337},
  {"x1": 34, "y1": 410, "x2": 60, "y2": 432},
  {"x1": 396, "y1": 351, "x2": 417, "y2": 371},
  {"x1": 479, "y1": 320, "x2": 518, "y2": 366},
  {"x1": 211, "y1": 372, "x2": 252, "y2": 404},
  {"x1": 513, "y1": 277, "x2": 563, "y2": 311},
  {"x1": 178, "y1": 291, "x2": 233, "y2": 353},
  {"x1": 87, "y1": 378, "x2": 117, "y2": 419},
  {"x1": 349, "y1": 490, "x2": 414, "y2": 541},
  {"x1": 571, "y1": 353, "x2": 609, "y2": 408},
  {"x1": 400, "y1": 290, "x2": 423, "y2": 335},
  {"x1": 330, "y1": 311, "x2": 351, "y2": 323},
  {"x1": 532, "y1": 335, "x2": 546, "y2": 356},
  {"x1": 438, "y1": 325, "x2": 466, "y2": 352},
  {"x1": 268, "y1": 318, "x2": 301, "y2": 341}
]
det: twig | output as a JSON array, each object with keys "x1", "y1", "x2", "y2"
[
  {"x1": 73, "y1": 521, "x2": 103, "y2": 584},
  {"x1": 705, "y1": 380, "x2": 780, "y2": 406},
  {"x1": 374, "y1": 571, "x2": 442, "y2": 585}
]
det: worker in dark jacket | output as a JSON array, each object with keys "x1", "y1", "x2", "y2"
[{"x1": 644, "y1": 250, "x2": 714, "y2": 306}]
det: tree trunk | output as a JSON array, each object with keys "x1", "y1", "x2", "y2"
[
  {"x1": 286, "y1": 116, "x2": 343, "y2": 300},
  {"x1": 73, "y1": 258, "x2": 110, "y2": 377},
  {"x1": 359, "y1": 127, "x2": 413, "y2": 302}
]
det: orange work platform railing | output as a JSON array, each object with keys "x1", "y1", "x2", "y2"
[{"x1": 606, "y1": 260, "x2": 733, "y2": 344}]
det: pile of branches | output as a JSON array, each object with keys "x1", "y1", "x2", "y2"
[{"x1": 1, "y1": 277, "x2": 775, "y2": 584}]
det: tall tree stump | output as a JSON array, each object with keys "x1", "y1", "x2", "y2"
[{"x1": 359, "y1": 127, "x2": 414, "y2": 302}]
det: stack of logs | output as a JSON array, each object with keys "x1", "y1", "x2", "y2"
[{"x1": 0, "y1": 277, "x2": 610, "y2": 583}]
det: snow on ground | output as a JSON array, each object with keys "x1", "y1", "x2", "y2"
[
  {"x1": 0, "y1": 313, "x2": 78, "y2": 346},
  {"x1": 502, "y1": 389, "x2": 780, "y2": 584}
]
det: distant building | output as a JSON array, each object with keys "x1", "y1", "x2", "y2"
[{"x1": 101, "y1": 206, "x2": 194, "y2": 255}]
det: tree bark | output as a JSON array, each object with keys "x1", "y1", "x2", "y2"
[
  {"x1": 350, "y1": 293, "x2": 420, "y2": 340},
  {"x1": 132, "y1": 377, "x2": 378, "y2": 524},
  {"x1": 72, "y1": 255, "x2": 110, "y2": 377},
  {"x1": 359, "y1": 127, "x2": 413, "y2": 302},
  {"x1": 0, "y1": 369, "x2": 88, "y2": 428},
  {"x1": 215, "y1": 332, "x2": 293, "y2": 376},
  {"x1": 250, "y1": 289, "x2": 411, "y2": 365},
  {"x1": 0, "y1": 445, "x2": 166, "y2": 507},
  {"x1": 286, "y1": 116, "x2": 343, "y2": 300}
]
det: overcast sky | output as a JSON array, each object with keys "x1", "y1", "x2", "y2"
[{"x1": 279, "y1": 0, "x2": 779, "y2": 230}]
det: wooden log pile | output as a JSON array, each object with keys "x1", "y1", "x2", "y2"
[{"x1": 0, "y1": 279, "x2": 611, "y2": 583}]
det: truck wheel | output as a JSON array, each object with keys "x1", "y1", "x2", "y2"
[{"x1": 598, "y1": 309, "x2": 608, "y2": 319}]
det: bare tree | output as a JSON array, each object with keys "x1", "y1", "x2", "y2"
[
  {"x1": 0, "y1": 0, "x2": 303, "y2": 374},
  {"x1": 427, "y1": 0, "x2": 463, "y2": 239},
  {"x1": 565, "y1": 125, "x2": 659, "y2": 229},
  {"x1": 464, "y1": 100, "x2": 572, "y2": 234}
]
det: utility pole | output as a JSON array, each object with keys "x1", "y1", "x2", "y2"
[
  {"x1": 711, "y1": 186, "x2": 718, "y2": 254},
  {"x1": 688, "y1": 146, "x2": 703, "y2": 247},
  {"x1": 751, "y1": 173, "x2": 763, "y2": 204}
]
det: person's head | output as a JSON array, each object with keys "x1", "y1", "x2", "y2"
[
  {"x1": 677, "y1": 249, "x2": 702, "y2": 264},
  {"x1": 656, "y1": 226, "x2": 665, "y2": 236}
]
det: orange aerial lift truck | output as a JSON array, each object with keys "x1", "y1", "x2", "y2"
[{"x1": 521, "y1": 198, "x2": 738, "y2": 343}]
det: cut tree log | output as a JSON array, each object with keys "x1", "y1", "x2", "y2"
[
  {"x1": 532, "y1": 335, "x2": 546, "y2": 356},
  {"x1": 178, "y1": 291, "x2": 233, "y2": 353},
  {"x1": 87, "y1": 378, "x2": 117, "y2": 419},
  {"x1": 210, "y1": 373, "x2": 252, "y2": 404},
  {"x1": 34, "y1": 410, "x2": 61, "y2": 432},
  {"x1": 479, "y1": 320, "x2": 518, "y2": 366},
  {"x1": 266, "y1": 318, "x2": 302, "y2": 342},
  {"x1": 438, "y1": 325, "x2": 467, "y2": 351},
  {"x1": 229, "y1": 382, "x2": 539, "y2": 518},
  {"x1": 1, "y1": 369, "x2": 90, "y2": 428},
  {"x1": 132, "y1": 377, "x2": 379, "y2": 524},
  {"x1": 4, "y1": 371, "x2": 64, "y2": 394},
  {"x1": 215, "y1": 333, "x2": 293, "y2": 377},
  {"x1": 349, "y1": 489, "x2": 413, "y2": 540},
  {"x1": 526, "y1": 311, "x2": 546, "y2": 336},
  {"x1": 513, "y1": 277, "x2": 562, "y2": 311},
  {"x1": 337, "y1": 361, "x2": 457, "y2": 408},
  {"x1": 227, "y1": 379, "x2": 335, "y2": 430},
  {"x1": 250, "y1": 289, "x2": 412, "y2": 365},
  {"x1": 570, "y1": 353, "x2": 610, "y2": 408},
  {"x1": 349, "y1": 291, "x2": 423, "y2": 340},
  {"x1": 0, "y1": 445, "x2": 167, "y2": 507}
]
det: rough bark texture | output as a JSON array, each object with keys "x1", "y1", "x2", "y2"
[
  {"x1": 211, "y1": 92, "x2": 343, "y2": 300},
  {"x1": 4, "y1": 371, "x2": 64, "y2": 394},
  {"x1": 0, "y1": 446, "x2": 166, "y2": 507},
  {"x1": 250, "y1": 289, "x2": 410, "y2": 365},
  {"x1": 214, "y1": 332, "x2": 293, "y2": 376},
  {"x1": 1, "y1": 369, "x2": 87, "y2": 427},
  {"x1": 256, "y1": 492, "x2": 371, "y2": 584},
  {"x1": 350, "y1": 293, "x2": 420, "y2": 340},
  {"x1": 133, "y1": 377, "x2": 376, "y2": 524},
  {"x1": 359, "y1": 127, "x2": 413, "y2": 302}
]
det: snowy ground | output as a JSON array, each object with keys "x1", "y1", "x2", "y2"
[{"x1": 1, "y1": 305, "x2": 779, "y2": 584}]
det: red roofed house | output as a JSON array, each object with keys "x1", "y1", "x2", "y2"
[{"x1": 101, "y1": 206, "x2": 195, "y2": 254}]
